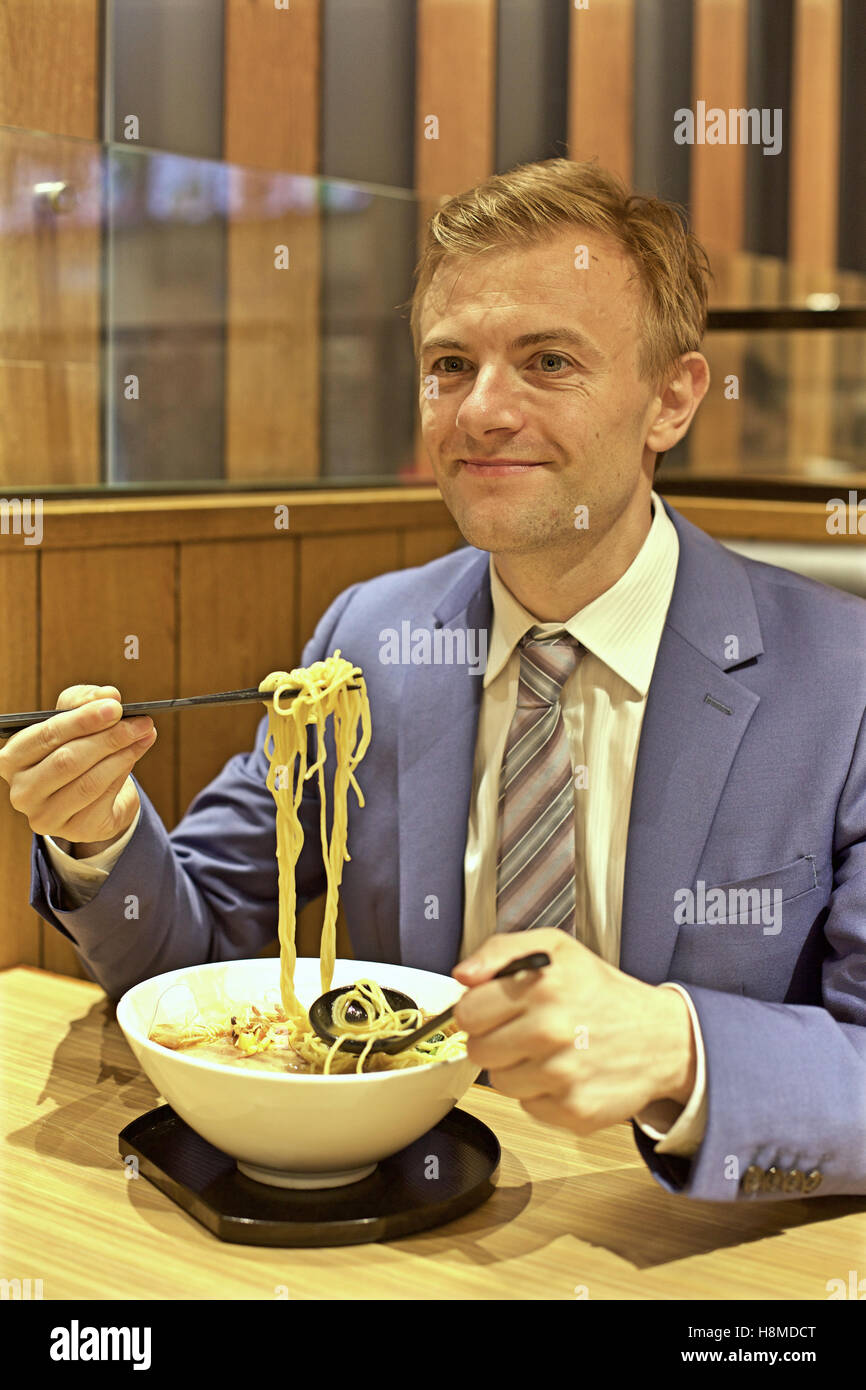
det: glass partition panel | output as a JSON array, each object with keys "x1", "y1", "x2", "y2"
[{"x1": 1, "y1": 125, "x2": 865, "y2": 496}]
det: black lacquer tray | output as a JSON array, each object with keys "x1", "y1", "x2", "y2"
[{"x1": 119, "y1": 1104, "x2": 500, "y2": 1247}]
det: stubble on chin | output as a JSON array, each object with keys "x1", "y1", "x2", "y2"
[{"x1": 455, "y1": 501, "x2": 572, "y2": 558}]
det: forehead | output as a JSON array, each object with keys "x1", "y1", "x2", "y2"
[{"x1": 419, "y1": 225, "x2": 642, "y2": 353}]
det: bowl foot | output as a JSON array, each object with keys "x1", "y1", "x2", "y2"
[{"x1": 236, "y1": 1160, "x2": 377, "y2": 1189}]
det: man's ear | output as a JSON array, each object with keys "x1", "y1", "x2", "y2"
[{"x1": 646, "y1": 353, "x2": 711, "y2": 456}]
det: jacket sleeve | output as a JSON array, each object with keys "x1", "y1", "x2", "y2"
[
  {"x1": 632, "y1": 704, "x2": 866, "y2": 1202},
  {"x1": 29, "y1": 582, "x2": 363, "y2": 1000}
]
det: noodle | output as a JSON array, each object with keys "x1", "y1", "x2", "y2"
[
  {"x1": 149, "y1": 652, "x2": 468, "y2": 1074},
  {"x1": 258, "y1": 654, "x2": 371, "y2": 1018}
]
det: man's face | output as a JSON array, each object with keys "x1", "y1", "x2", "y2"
[{"x1": 417, "y1": 225, "x2": 663, "y2": 557}]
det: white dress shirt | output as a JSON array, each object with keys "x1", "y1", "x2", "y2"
[
  {"x1": 459, "y1": 491, "x2": 707, "y2": 1155},
  {"x1": 45, "y1": 490, "x2": 707, "y2": 1157}
]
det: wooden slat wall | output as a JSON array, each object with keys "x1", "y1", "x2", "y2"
[
  {"x1": 0, "y1": 0, "x2": 101, "y2": 487},
  {"x1": 0, "y1": 0, "x2": 99, "y2": 137},
  {"x1": 0, "y1": 555, "x2": 39, "y2": 971},
  {"x1": 411, "y1": 0, "x2": 498, "y2": 478},
  {"x1": 39, "y1": 547, "x2": 178, "y2": 975},
  {"x1": 787, "y1": 266, "x2": 836, "y2": 476},
  {"x1": 415, "y1": 0, "x2": 497, "y2": 200},
  {"x1": 0, "y1": 0, "x2": 102, "y2": 969},
  {"x1": 223, "y1": 0, "x2": 322, "y2": 484},
  {"x1": 567, "y1": 0, "x2": 635, "y2": 182},
  {"x1": 687, "y1": 254, "x2": 753, "y2": 476},
  {"x1": 787, "y1": 0, "x2": 842, "y2": 474},
  {"x1": 690, "y1": 0, "x2": 749, "y2": 254},
  {"x1": 789, "y1": 0, "x2": 841, "y2": 270},
  {"x1": 177, "y1": 539, "x2": 296, "y2": 813},
  {"x1": 685, "y1": 3, "x2": 749, "y2": 477}
]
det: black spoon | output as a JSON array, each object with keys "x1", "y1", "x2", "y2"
[{"x1": 308, "y1": 950, "x2": 551, "y2": 1057}]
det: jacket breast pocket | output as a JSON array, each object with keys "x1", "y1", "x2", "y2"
[
  {"x1": 669, "y1": 855, "x2": 827, "y2": 1001},
  {"x1": 696, "y1": 854, "x2": 820, "y2": 926}
]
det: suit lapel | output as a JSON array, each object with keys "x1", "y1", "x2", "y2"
[
  {"x1": 620, "y1": 501, "x2": 764, "y2": 982},
  {"x1": 397, "y1": 554, "x2": 491, "y2": 973}
]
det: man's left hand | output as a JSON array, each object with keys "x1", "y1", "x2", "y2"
[{"x1": 451, "y1": 928, "x2": 697, "y2": 1135}]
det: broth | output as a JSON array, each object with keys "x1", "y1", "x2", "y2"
[{"x1": 149, "y1": 1002, "x2": 456, "y2": 1074}]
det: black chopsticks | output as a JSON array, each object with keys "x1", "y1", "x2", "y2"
[{"x1": 0, "y1": 685, "x2": 360, "y2": 739}]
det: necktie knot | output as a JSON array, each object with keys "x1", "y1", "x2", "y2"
[{"x1": 516, "y1": 626, "x2": 582, "y2": 708}]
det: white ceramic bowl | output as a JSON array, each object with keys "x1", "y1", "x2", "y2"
[{"x1": 117, "y1": 957, "x2": 480, "y2": 1189}]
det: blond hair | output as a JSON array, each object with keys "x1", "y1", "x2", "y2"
[{"x1": 405, "y1": 157, "x2": 713, "y2": 406}]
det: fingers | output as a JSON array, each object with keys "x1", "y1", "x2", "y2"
[
  {"x1": 452, "y1": 929, "x2": 570, "y2": 1035},
  {"x1": 1, "y1": 687, "x2": 125, "y2": 775},
  {"x1": 53, "y1": 769, "x2": 139, "y2": 845},
  {"x1": 0, "y1": 683, "x2": 156, "y2": 844},
  {"x1": 453, "y1": 927, "x2": 566, "y2": 984},
  {"x1": 464, "y1": 1008, "x2": 571, "y2": 1070},
  {"x1": 28, "y1": 734, "x2": 154, "y2": 837},
  {"x1": 28, "y1": 712, "x2": 154, "y2": 803},
  {"x1": 56, "y1": 683, "x2": 122, "y2": 712}
]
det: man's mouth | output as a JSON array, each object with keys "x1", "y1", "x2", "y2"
[{"x1": 459, "y1": 458, "x2": 548, "y2": 477}]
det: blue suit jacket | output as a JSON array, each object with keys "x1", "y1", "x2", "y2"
[{"x1": 31, "y1": 499, "x2": 866, "y2": 1202}]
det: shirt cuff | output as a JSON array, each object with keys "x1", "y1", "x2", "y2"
[
  {"x1": 634, "y1": 982, "x2": 708, "y2": 1159},
  {"x1": 42, "y1": 807, "x2": 141, "y2": 908}
]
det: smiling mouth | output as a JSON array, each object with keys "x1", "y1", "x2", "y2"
[{"x1": 459, "y1": 459, "x2": 548, "y2": 476}]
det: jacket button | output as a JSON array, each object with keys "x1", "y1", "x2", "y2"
[
  {"x1": 742, "y1": 1164, "x2": 763, "y2": 1195},
  {"x1": 762, "y1": 1165, "x2": 782, "y2": 1192},
  {"x1": 782, "y1": 1168, "x2": 805, "y2": 1193},
  {"x1": 802, "y1": 1169, "x2": 822, "y2": 1194}
]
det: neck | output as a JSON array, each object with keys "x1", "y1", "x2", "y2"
[{"x1": 492, "y1": 496, "x2": 654, "y2": 622}]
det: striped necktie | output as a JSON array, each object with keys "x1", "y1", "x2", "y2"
[{"x1": 495, "y1": 627, "x2": 583, "y2": 935}]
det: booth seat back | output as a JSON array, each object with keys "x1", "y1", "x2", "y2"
[{"x1": 721, "y1": 539, "x2": 866, "y2": 600}]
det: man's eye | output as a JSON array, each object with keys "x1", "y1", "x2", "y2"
[
  {"x1": 429, "y1": 353, "x2": 572, "y2": 373},
  {"x1": 431, "y1": 357, "x2": 465, "y2": 373}
]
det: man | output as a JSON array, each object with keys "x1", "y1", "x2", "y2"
[{"x1": 4, "y1": 159, "x2": 865, "y2": 1203}]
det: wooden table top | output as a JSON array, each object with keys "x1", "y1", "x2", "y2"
[{"x1": 2, "y1": 966, "x2": 864, "y2": 1300}]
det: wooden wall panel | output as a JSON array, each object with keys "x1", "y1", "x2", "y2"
[
  {"x1": 787, "y1": 266, "x2": 836, "y2": 473},
  {"x1": 0, "y1": 362, "x2": 100, "y2": 487},
  {"x1": 690, "y1": 0, "x2": 749, "y2": 253},
  {"x1": 790, "y1": 0, "x2": 841, "y2": 270},
  {"x1": 411, "y1": 0, "x2": 497, "y2": 481},
  {"x1": 567, "y1": 0, "x2": 634, "y2": 181},
  {"x1": 0, "y1": 2, "x2": 101, "y2": 488},
  {"x1": 0, "y1": 552, "x2": 40, "y2": 970},
  {"x1": 224, "y1": 194, "x2": 321, "y2": 483},
  {"x1": 0, "y1": 0, "x2": 100, "y2": 138},
  {"x1": 39, "y1": 546, "x2": 177, "y2": 976},
  {"x1": 787, "y1": 0, "x2": 841, "y2": 471},
  {"x1": 415, "y1": 0, "x2": 497, "y2": 200},
  {"x1": 835, "y1": 269, "x2": 866, "y2": 472},
  {"x1": 297, "y1": 531, "x2": 401, "y2": 651},
  {"x1": 0, "y1": 134, "x2": 101, "y2": 486},
  {"x1": 223, "y1": 0, "x2": 320, "y2": 174},
  {"x1": 223, "y1": 0, "x2": 322, "y2": 485},
  {"x1": 687, "y1": 253, "x2": 752, "y2": 474},
  {"x1": 403, "y1": 523, "x2": 464, "y2": 569},
  {"x1": 177, "y1": 537, "x2": 297, "y2": 817},
  {"x1": 744, "y1": 255, "x2": 788, "y2": 474}
]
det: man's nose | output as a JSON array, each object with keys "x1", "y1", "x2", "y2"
[{"x1": 455, "y1": 365, "x2": 525, "y2": 434}]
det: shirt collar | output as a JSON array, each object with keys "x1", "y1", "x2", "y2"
[{"x1": 484, "y1": 491, "x2": 679, "y2": 695}]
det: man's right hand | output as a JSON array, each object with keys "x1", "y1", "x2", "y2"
[{"x1": 0, "y1": 684, "x2": 157, "y2": 858}]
